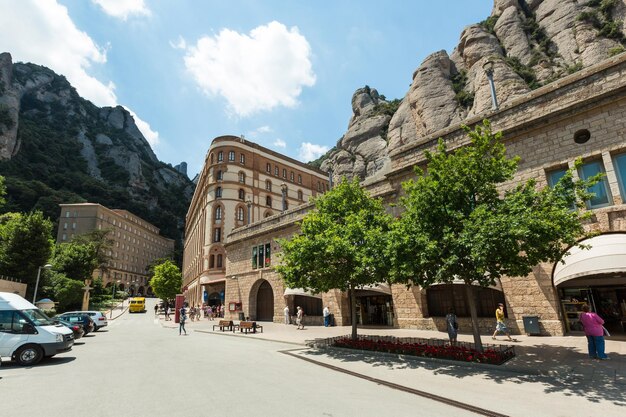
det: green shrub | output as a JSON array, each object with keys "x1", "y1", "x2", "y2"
[
  {"x1": 505, "y1": 57, "x2": 541, "y2": 90},
  {"x1": 479, "y1": 15, "x2": 499, "y2": 35},
  {"x1": 609, "y1": 45, "x2": 626, "y2": 56},
  {"x1": 451, "y1": 70, "x2": 474, "y2": 108}
]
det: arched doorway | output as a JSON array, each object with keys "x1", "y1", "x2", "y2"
[{"x1": 255, "y1": 280, "x2": 274, "y2": 321}]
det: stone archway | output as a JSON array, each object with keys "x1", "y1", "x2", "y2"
[{"x1": 250, "y1": 279, "x2": 274, "y2": 321}]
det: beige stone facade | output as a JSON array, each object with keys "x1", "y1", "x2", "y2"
[
  {"x1": 183, "y1": 136, "x2": 330, "y2": 308},
  {"x1": 0, "y1": 277, "x2": 26, "y2": 297},
  {"x1": 216, "y1": 53, "x2": 626, "y2": 336},
  {"x1": 56, "y1": 203, "x2": 174, "y2": 295}
]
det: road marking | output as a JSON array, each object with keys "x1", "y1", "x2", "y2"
[{"x1": 279, "y1": 348, "x2": 509, "y2": 417}]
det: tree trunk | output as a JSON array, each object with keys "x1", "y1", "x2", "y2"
[
  {"x1": 465, "y1": 284, "x2": 484, "y2": 352},
  {"x1": 350, "y1": 284, "x2": 358, "y2": 341}
]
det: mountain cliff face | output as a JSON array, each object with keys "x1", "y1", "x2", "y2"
[
  {"x1": 0, "y1": 52, "x2": 194, "y2": 242},
  {"x1": 319, "y1": 0, "x2": 626, "y2": 181}
]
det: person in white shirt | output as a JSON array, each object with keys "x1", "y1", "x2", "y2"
[
  {"x1": 283, "y1": 305, "x2": 290, "y2": 324},
  {"x1": 323, "y1": 306, "x2": 331, "y2": 327}
]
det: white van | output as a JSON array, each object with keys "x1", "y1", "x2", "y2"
[{"x1": 0, "y1": 292, "x2": 74, "y2": 366}]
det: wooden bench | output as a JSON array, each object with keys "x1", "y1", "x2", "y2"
[
  {"x1": 238, "y1": 321, "x2": 263, "y2": 334},
  {"x1": 212, "y1": 320, "x2": 234, "y2": 331}
]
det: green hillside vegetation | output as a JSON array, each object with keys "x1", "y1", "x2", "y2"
[{"x1": 0, "y1": 63, "x2": 192, "y2": 255}]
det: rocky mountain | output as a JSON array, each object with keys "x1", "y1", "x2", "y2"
[
  {"x1": 318, "y1": 0, "x2": 626, "y2": 181},
  {"x1": 0, "y1": 52, "x2": 194, "y2": 244}
]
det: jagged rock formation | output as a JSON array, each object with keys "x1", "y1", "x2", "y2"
[
  {"x1": 318, "y1": 0, "x2": 626, "y2": 182},
  {"x1": 0, "y1": 52, "x2": 194, "y2": 242}
]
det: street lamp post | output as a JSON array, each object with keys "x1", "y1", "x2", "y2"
[
  {"x1": 110, "y1": 279, "x2": 120, "y2": 318},
  {"x1": 246, "y1": 198, "x2": 252, "y2": 224},
  {"x1": 32, "y1": 264, "x2": 52, "y2": 303},
  {"x1": 483, "y1": 59, "x2": 499, "y2": 111},
  {"x1": 281, "y1": 183, "x2": 288, "y2": 212}
]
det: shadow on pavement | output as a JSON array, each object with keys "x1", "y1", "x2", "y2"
[
  {"x1": 301, "y1": 344, "x2": 625, "y2": 407},
  {"x1": 0, "y1": 356, "x2": 76, "y2": 368}
]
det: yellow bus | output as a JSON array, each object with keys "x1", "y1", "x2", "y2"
[{"x1": 129, "y1": 297, "x2": 146, "y2": 313}]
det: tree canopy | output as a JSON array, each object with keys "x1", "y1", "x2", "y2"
[
  {"x1": 0, "y1": 210, "x2": 54, "y2": 298},
  {"x1": 276, "y1": 178, "x2": 392, "y2": 340},
  {"x1": 388, "y1": 120, "x2": 596, "y2": 350},
  {"x1": 150, "y1": 260, "x2": 182, "y2": 301}
]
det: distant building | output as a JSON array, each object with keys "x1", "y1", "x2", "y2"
[
  {"x1": 56, "y1": 203, "x2": 175, "y2": 296},
  {"x1": 182, "y1": 135, "x2": 330, "y2": 308}
]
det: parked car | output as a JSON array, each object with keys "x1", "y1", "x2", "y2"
[
  {"x1": 0, "y1": 292, "x2": 74, "y2": 366},
  {"x1": 53, "y1": 318, "x2": 84, "y2": 340},
  {"x1": 61, "y1": 310, "x2": 108, "y2": 331},
  {"x1": 56, "y1": 313, "x2": 95, "y2": 335}
]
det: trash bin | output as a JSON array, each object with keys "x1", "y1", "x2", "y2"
[
  {"x1": 238, "y1": 312, "x2": 245, "y2": 321},
  {"x1": 522, "y1": 315, "x2": 541, "y2": 336}
]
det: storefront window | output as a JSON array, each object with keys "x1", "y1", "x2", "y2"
[{"x1": 427, "y1": 285, "x2": 505, "y2": 317}]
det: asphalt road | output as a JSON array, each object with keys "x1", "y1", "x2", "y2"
[{"x1": 0, "y1": 298, "x2": 473, "y2": 417}]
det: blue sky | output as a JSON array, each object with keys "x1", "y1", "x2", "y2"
[{"x1": 0, "y1": 0, "x2": 492, "y2": 177}]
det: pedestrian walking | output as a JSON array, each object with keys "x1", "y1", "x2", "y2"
[
  {"x1": 323, "y1": 306, "x2": 330, "y2": 327},
  {"x1": 283, "y1": 305, "x2": 290, "y2": 324},
  {"x1": 446, "y1": 308, "x2": 458, "y2": 344},
  {"x1": 154, "y1": 304, "x2": 159, "y2": 316},
  {"x1": 296, "y1": 306, "x2": 304, "y2": 330},
  {"x1": 492, "y1": 303, "x2": 513, "y2": 341},
  {"x1": 179, "y1": 306, "x2": 187, "y2": 335},
  {"x1": 580, "y1": 304, "x2": 609, "y2": 360},
  {"x1": 207, "y1": 305, "x2": 213, "y2": 320},
  {"x1": 165, "y1": 305, "x2": 171, "y2": 321}
]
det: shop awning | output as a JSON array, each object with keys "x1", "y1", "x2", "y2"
[
  {"x1": 356, "y1": 283, "x2": 392, "y2": 295},
  {"x1": 553, "y1": 233, "x2": 626, "y2": 287},
  {"x1": 283, "y1": 288, "x2": 322, "y2": 299},
  {"x1": 200, "y1": 275, "x2": 225, "y2": 285}
]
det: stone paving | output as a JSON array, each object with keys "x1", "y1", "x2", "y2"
[{"x1": 155, "y1": 312, "x2": 624, "y2": 386}]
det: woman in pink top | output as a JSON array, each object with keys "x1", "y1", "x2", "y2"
[{"x1": 579, "y1": 304, "x2": 608, "y2": 360}]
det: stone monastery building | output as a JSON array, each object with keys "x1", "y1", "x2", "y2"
[{"x1": 184, "y1": 54, "x2": 626, "y2": 336}]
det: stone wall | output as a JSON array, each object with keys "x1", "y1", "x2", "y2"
[{"x1": 0, "y1": 277, "x2": 26, "y2": 297}]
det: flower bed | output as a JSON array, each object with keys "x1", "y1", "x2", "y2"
[{"x1": 318, "y1": 335, "x2": 515, "y2": 365}]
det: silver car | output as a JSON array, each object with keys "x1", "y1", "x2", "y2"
[{"x1": 60, "y1": 311, "x2": 108, "y2": 331}]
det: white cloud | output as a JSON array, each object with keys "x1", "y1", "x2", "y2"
[
  {"x1": 256, "y1": 126, "x2": 272, "y2": 134},
  {"x1": 126, "y1": 108, "x2": 160, "y2": 147},
  {"x1": 92, "y1": 0, "x2": 150, "y2": 20},
  {"x1": 298, "y1": 142, "x2": 328, "y2": 162},
  {"x1": 169, "y1": 36, "x2": 187, "y2": 50},
  {"x1": 0, "y1": 0, "x2": 117, "y2": 106},
  {"x1": 183, "y1": 21, "x2": 316, "y2": 116},
  {"x1": 0, "y1": 1, "x2": 158, "y2": 147},
  {"x1": 273, "y1": 138, "x2": 286, "y2": 148}
]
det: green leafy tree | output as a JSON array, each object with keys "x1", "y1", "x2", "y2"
[
  {"x1": 52, "y1": 241, "x2": 99, "y2": 282},
  {"x1": 43, "y1": 270, "x2": 84, "y2": 311},
  {"x1": 388, "y1": 120, "x2": 597, "y2": 351},
  {"x1": 72, "y1": 229, "x2": 114, "y2": 279},
  {"x1": 0, "y1": 211, "x2": 54, "y2": 299},
  {"x1": 276, "y1": 178, "x2": 393, "y2": 340},
  {"x1": 150, "y1": 260, "x2": 182, "y2": 301},
  {"x1": 0, "y1": 175, "x2": 6, "y2": 208}
]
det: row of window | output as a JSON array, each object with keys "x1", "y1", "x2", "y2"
[
  {"x1": 266, "y1": 163, "x2": 302, "y2": 184},
  {"x1": 252, "y1": 243, "x2": 272, "y2": 269},
  {"x1": 208, "y1": 254, "x2": 223, "y2": 269},
  {"x1": 214, "y1": 187, "x2": 304, "y2": 204},
  {"x1": 547, "y1": 153, "x2": 626, "y2": 209},
  {"x1": 214, "y1": 206, "x2": 246, "y2": 222},
  {"x1": 214, "y1": 150, "x2": 246, "y2": 165},
  {"x1": 215, "y1": 170, "x2": 247, "y2": 184}
]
